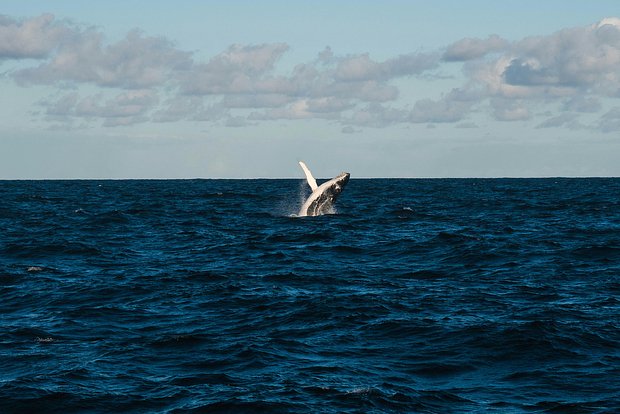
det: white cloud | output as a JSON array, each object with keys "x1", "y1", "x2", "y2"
[
  {"x1": 225, "y1": 116, "x2": 256, "y2": 127},
  {"x1": 221, "y1": 94, "x2": 293, "y2": 109},
  {"x1": 485, "y1": 18, "x2": 620, "y2": 96},
  {"x1": 42, "y1": 90, "x2": 158, "y2": 126},
  {"x1": 334, "y1": 54, "x2": 382, "y2": 81},
  {"x1": 443, "y1": 35, "x2": 509, "y2": 61},
  {"x1": 176, "y1": 47, "x2": 437, "y2": 125},
  {"x1": 191, "y1": 103, "x2": 230, "y2": 122},
  {"x1": 345, "y1": 103, "x2": 408, "y2": 128},
  {"x1": 14, "y1": 28, "x2": 191, "y2": 89},
  {"x1": 334, "y1": 52, "x2": 438, "y2": 81},
  {"x1": 408, "y1": 87, "x2": 479, "y2": 124},
  {"x1": 180, "y1": 43, "x2": 290, "y2": 95},
  {"x1": 249, "y1": 99, "x2": 343, "y2": 121},
  {"x1": 491, "y1": 99, "x2": 531, "y2": 121},
  {"x1": 0, "y1": 14, "x2": 68, "y2": 59},
  {"x1": 4, "y1": 14, "x2": 620, "y2": 131},
  {"x1": 439, "y1": 17, "x2": 620, "y2": 128},
  {"x1": 152, "y1": 96, "x2": 205, "y2": 123}
]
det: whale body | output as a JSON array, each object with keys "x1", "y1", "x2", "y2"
[{"x1": 298, "y1": 161, "x2": 350, "y2": 217}]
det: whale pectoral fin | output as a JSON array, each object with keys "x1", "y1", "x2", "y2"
[{"x1": 299, "y1": 161, "x2": 318, "y2": 191}]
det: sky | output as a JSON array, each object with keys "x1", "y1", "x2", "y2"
[{"x1": 1, "y1": 1, "x2": 620, "y2": 178}]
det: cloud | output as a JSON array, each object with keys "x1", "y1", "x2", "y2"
[
  {"x1": 503, "y1": 58, "x2": 560, "y2": 86},
  {"x1": 43, "y1": 92, "x2": 79, "y2": 117},
  {"x1": 491, "y1": 99, "x2": 531, "y2": 121},
  {"x1": 536, "y1": 113, "x2": 580, "y2": 129},
  {"x1": 175, "y1": 47, "x2": 438, "y2": 126},
  {"x1": 225, "y1": 116, "x2": 256, "y2": 127},
  {"x1": 43, "y1": 90, "x2": 158, "y2": 126},
  {"x1": 598, "y1": 107, "x2": 620, "y2": 132},
  {"x1": 435, "y1": 17, "x2": 620, "y2": 128},
  {"x1": 333, "y1": 54, "x2": 382, "y2": 81},
  {"x1": 345, "y1": 103, "x2": 408, "y2": 128},
  {"x1": 14, "y1": 28, "x2": 192, "y2": 89},
  {"x1": 325, "y1": 79, "x2": 399, "y2": 102},
  {"x1": 180, "y1": 43, "x2": 290, "y2": 95},
  {"x1": 500, "y1": 19, "x2": 620, "y2": 94},
  {"x1": 191, "y1": 103, "x2": 230, "y2": 122},
  {"x1": 447, "y1": 16, "x2": 620, "y2": 114},
  {"x1": 249, "y1": 98, "x2": 348, "y2": 121},
  {"x1": 408, "y1": 87, "x2": 479, "y2": 123},
  {"x1": 561, "y1": 95, "x2": 602, "y2": 113},
  {"x1": 0, "y1": 14, "x2": 69, "y2": 59},
  {"x1": 152, "y1": 96, "x2": 205, "y2": 122},
  {"x1": 221, "y1": 94, "x2": 293, "y2": 109},
  {"x1": 231, "y1": 93, "x2": 350, "y2": 120},
  {"x1": 334, "y1": 51, "x2": 439, "y2": 81},
  {"x1": 181, "y1": 47, "x2": 434, "y2": 105},
  {"x1": 443, "y1": 35, "x2": 509, "y2": 61},
  {"x1": 4, "y1": 13, "x2": 620, "y2": 132}
]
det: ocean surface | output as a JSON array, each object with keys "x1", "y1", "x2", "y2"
[{"x1": 1, "y1": 178, "x2": 619, "y2": 413}]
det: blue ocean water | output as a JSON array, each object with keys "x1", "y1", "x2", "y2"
[{"x1": 1, "y1": 178, "x2": 619, "y2": 413}]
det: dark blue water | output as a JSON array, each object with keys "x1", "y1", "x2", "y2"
[{"x1": 1, "y1": 178, "x2": 619, "y2": 413}]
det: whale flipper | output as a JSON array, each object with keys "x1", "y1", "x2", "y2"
[{"x1": 299, "y1": 161, "x2": 318, "y2": 191}]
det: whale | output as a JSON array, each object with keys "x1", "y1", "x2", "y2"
[{"x1": 298, "y1": 161, "x2": 350, "y2": 217}]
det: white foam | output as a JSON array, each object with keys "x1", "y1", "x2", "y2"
[{"x1": 27, "y1": 266, "x2": 44, "y2": 272}]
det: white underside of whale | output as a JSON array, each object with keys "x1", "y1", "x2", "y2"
[{"x1": 298, "y1": 161, "x2": 349, "y2": 217}]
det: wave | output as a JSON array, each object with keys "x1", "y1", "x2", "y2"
[{"x1": 1, "y1": 178, "x2": 619, "y2": 413}]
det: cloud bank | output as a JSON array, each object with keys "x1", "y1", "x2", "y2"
[{"x1": 2, "y1": 14, "x2": 620, "y2": 131}]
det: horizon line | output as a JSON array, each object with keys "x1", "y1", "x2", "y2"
[{"x1": 1, "y1": 176, "x2": 619, "y2": 181}]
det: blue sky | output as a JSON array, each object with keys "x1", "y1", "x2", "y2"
[{"x1": 1, "y1": 1, "x2": 620, "y2": 178}]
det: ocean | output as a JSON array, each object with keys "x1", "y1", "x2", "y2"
[{"x1": 1, "y1": 178, "x2": 619, "y2": 413}]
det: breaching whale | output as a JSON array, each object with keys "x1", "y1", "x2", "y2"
[{"x1": 298, "y1": 161, "x2": 350, "y2": 217}]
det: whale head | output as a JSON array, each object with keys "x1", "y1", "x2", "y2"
[{"x1": 331, "y1": 172, "x2": 350, "y2": 197}]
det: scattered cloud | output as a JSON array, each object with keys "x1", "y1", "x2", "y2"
[
  {"x1": 0, "y1": 14, "x2": 68, "y2": 59},
  {"x1": 14, "y1": 28, "x2": 192, "y2": 89},
  {"x1": 3, "y1": 13, "x2": 620, "y2": 131},
  {"x1": 221, "y1": 94, "x2": 292, "y2": 109},
  {"x1": 225, "y1": 116, "x2": 256, "y2": 128},
  {"x1": 536, "y1": 113, "x2": 580, "y2": 129},
  {"x1": 42, "y1": 90, "x2": 158, "y2": 126},
  {"x1": 180, "y1": 43, "x2": 290, "y2": 95},
  {"x1": 410, "y1": 88, "x2": 478, "y2": 123},
  {"x1": 561, "y1": 95, "x2": 602, "y2": 113},
  {"x1": 443, "y1": 35, "x2": 508, "y2": 61},
  {"x1": 491, "y1": 99, "x2": 531, "y2": 121},
  {"x1": 152, "y1": 96, "x2": 204, "y2": 123},
  {"x1": 598, "y1": 107, "x2": 620, "y2": 132},
  {"x1": 345, "y1": 103, "x2": 408, "y2": 128},
  {"x1": 456, "y1": 17, "x2": 620, "y2": 128},
  {"x1": 504, "y1": 36, "x2": 617, "y2": 93},
  {"x1": 334, "y1": 51, "x2": 439, "y2": 81}
]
